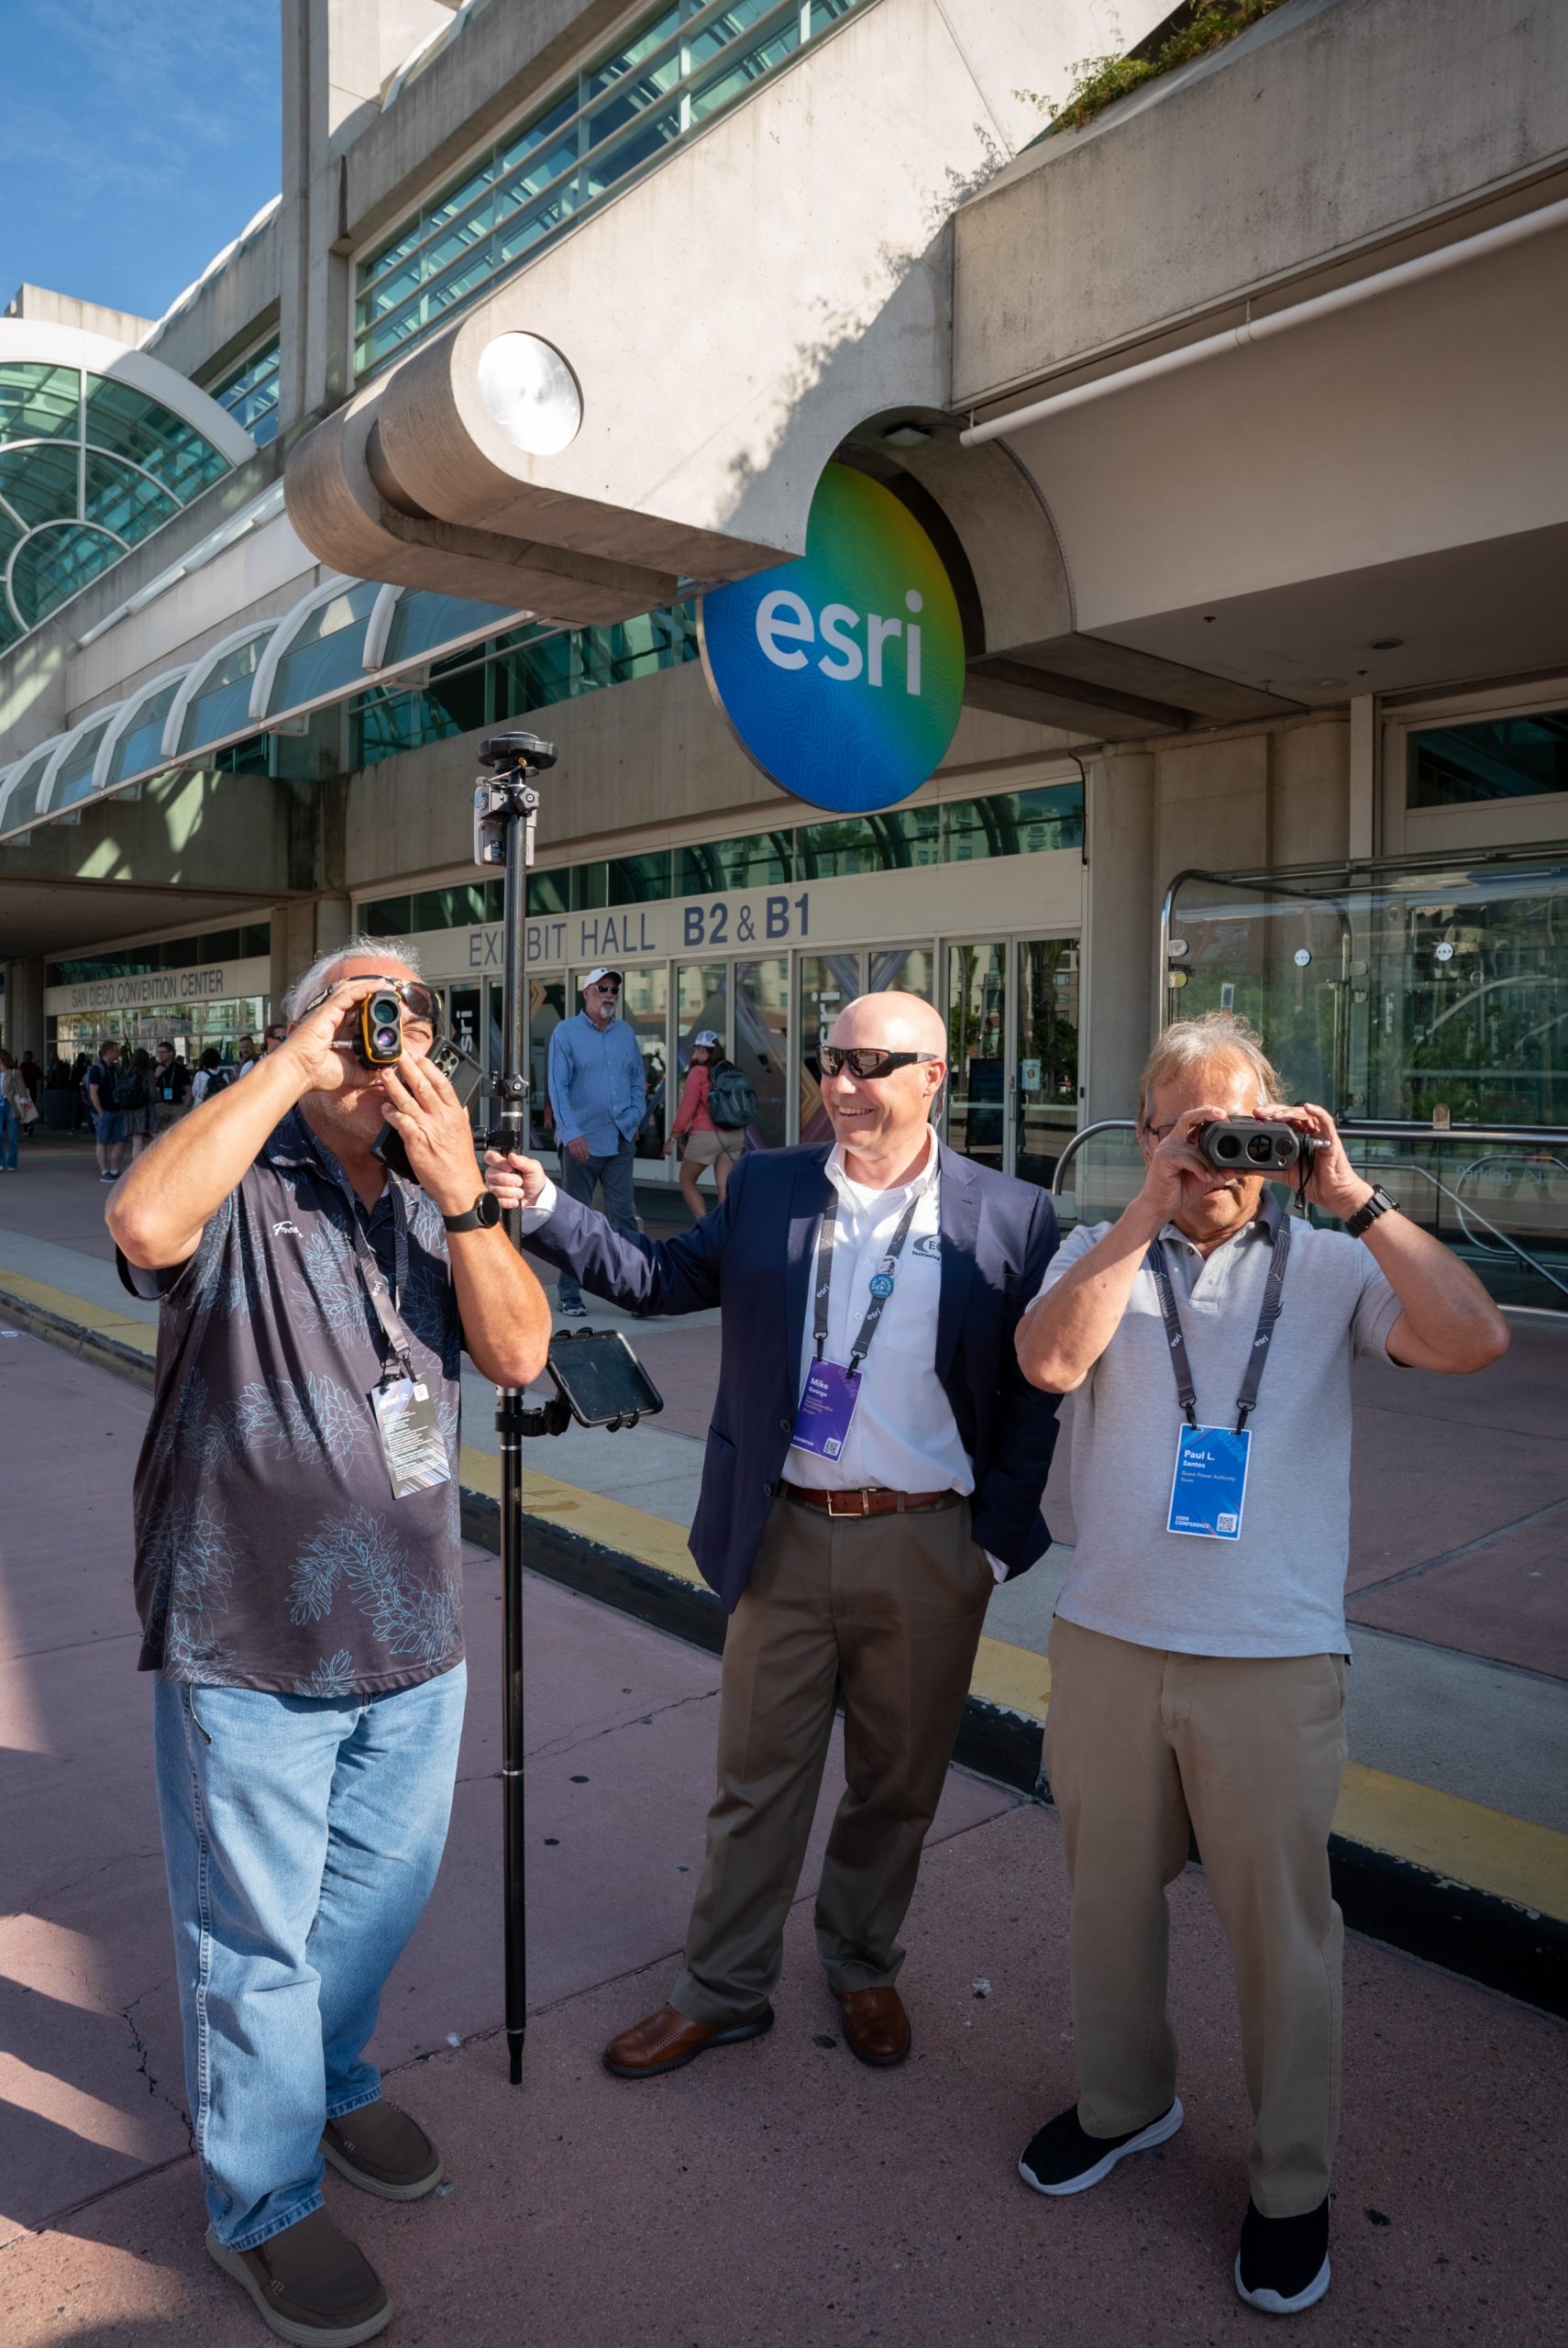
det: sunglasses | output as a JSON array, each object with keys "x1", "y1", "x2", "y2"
[
  {"x1": 819, "y1": 1047, "x2": 943, "y2": 1081},
  {"x1": 302, "y1": 978, "x2": 439, "y2": 1031}
]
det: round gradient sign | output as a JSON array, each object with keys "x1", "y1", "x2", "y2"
[{"x1": 698, "y1": 462, "x2": 965, "y2": 812}]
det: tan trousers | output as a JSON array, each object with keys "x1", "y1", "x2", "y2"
[
  {"x1": 1043, "y1": 1617, "x2": 1347, "y2": 2218},
  {"x1": 673, "y1": 1493, "x2": 992, "y2": 2026}
]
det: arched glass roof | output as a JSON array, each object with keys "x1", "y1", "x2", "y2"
[
  {"x1": 0, "y1": 574, "x2": 528, "y2": 843},
  {"x1": 0, "y1": 360, "x2": 234, "y2": 651},
  {"x1": 251, "y1": 575, "x2": 380, "y2": 722}
]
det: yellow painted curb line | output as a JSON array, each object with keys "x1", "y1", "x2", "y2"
[
  {"x1": 4, "y1": 1274, "x2": 1563, "y2": 1929},
  {"x1": 0, "y1": 1268, "x2": 158, "y2": 1356}
]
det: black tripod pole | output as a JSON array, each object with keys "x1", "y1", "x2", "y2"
[{"x1": 475, "y1": 732, "x2": 554, "y2": 2088}]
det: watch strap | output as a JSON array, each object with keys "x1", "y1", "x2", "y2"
[
  {"x1": 442, "y1": 1192, "x2": 499, "y2": 1234},
  {"x1": 1345, "y1": 1184, "x2": 1397, "y2": 1237}
]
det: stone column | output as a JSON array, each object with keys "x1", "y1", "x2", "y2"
[
  {"x1": 1083, "y1": 752, "x2": 1155, "y2": 1125},
  {"x1": 1, "y1": 957, "x2": 48, "y2": 1060}
]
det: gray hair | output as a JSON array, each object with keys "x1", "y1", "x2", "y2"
[
  {"x1": 282, "y1": 934, "x2": 425, "y2": 1024},
  {"x1": 1137, "y1": 1011, "x2": 1285, "y2": 1130}
]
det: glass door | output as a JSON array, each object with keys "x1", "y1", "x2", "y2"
[
  {"x1": 945, "y1": 936, "x2": 1079, "y2": 1186},
  {"x1": 1016, "y1": 938, "x2": 1080, "y2": 1186}
]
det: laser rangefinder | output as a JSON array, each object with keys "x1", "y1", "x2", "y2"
[
  {"x1": 358, "y1": 990, "x2": 404, "y2": 1068},
  {"x1": 1194, "y1": 1117, "x2": 1327, "y2": 1173}
]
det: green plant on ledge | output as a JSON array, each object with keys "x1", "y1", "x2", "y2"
[{"x1": 1019, "y1": 0, "x2": 1291, "y2": 138}]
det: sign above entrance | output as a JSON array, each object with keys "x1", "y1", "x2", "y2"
[{"x1": 698, "y1": 463, "x2": 965, "y2": 813}]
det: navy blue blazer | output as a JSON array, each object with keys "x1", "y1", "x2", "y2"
[{"x1": 523, "y1": 1141, "x2": 1062, "y2": 1611}]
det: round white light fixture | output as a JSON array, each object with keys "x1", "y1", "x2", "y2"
[{"x1": 476, "y1": 333, "x2": 582, "y2": 457}]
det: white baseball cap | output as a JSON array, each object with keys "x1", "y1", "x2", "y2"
[
  {"x1": 692, "y1": 1029, "x2": 720, "y2": 1047},
  {"x1": 580, "y1": 966, "x2": 623, "y2": 991}
]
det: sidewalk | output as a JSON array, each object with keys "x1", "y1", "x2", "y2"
[
  {"x1": 0, "y1": 1324, "x2": 1563, "y2": 2344},
  {"x1": 2, "y1": 1136, "x2": 1566, "y2": 1986}
]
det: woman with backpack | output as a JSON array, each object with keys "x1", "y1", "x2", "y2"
[
  {"x1": 189, "y1": 1047, "x2": 226, "y2": 1107},
  {"x1": 666, "y1": 1030, "x2": 752, "y2": 1217}
]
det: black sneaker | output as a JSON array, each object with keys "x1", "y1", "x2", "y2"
[
  {"x1": 1018, "y1": 2098, "x2": 1184, "y2": 2196},
  {"x1": 558, "y1": 1301, "x2": 588, "y2": 1319},
  {"x1": 1234, "y1": 2197, "x2": 1331, "y2": 2315}
]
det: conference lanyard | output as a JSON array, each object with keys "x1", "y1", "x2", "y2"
[
  {"x1": 812, "y1": 1178, "x2": 928, "y2": 1379},
  {"x1": 342, "y1": 1185, "x2": 416, "y2": 1382},
  {"x1": 1146, "y1": 1208, "x2": 1291, "y2": 1435}
]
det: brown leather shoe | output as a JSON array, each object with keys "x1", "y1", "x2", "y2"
[
  {"x1": 321, "y1": 2099, "x2": 442, "y2": 2200},
  {"x1": 602, "y1": 2000, "x2": 774, "y2": 2079},
  {"x1": 205, "y1": 2206, "x2": 392, "y2": 2344},
  {"x1": 837, "y1": 1985, "x2": 912, "y2": 2068}
]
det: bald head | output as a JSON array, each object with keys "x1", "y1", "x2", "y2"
[
  {"x1": 820, "y1": 990, "x2": 947, "y2": 1183},
  {"x1": 829, "y1": 990, "x2": 947, "y2": 1057}
]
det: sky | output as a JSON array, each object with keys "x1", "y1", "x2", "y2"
[{"x1": 0, "y1": 0, "x2": 282, "y2": 330}]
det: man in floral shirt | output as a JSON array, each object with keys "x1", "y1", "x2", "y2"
[{"x1": 109, "y1": 945, "x2": 548, "y2": 2348}]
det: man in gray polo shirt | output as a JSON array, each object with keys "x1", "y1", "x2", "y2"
[{"x1": 1014, "y1": 1012, "x2": 1507, "y2": 2318}]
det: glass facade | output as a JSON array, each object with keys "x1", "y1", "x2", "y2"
[
  {"x1": 208, "y1": 336, "x2": 282, "y2": 447},
  {"x1": 47, "y1": 925, "x2": 271, "y2": 987},
  {"x1": 350, "y1": 604, "x2": 699, "y2": 765},
  {"x1": 0, "y1": 361, "x2": 231, "y2": 649},
  {"x1": 356, "y1": 0, "x2": 867, "y2": 375},
  {"x1": 1408, "y1": 710, "x2": 1568, "y2": 809},
  {"x1": 358, "y1": 781, "x2": 1086, "y2": 939}
]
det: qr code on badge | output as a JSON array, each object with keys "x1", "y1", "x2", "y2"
[
  {"x1": 1217, "y1": 1512, "x2": 1238, "y2": 1534},
  {"x1": 825, "y1": 1438, "x2": 842, "y2": 1457}
]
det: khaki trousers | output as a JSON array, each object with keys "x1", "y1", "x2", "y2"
[
  {"x1": 1043, "y1": 1616, "x2": 1347, "y2": 2218},
  {"x1": 673, "y1": 1493, "x2": 992, "y2": 2026}
]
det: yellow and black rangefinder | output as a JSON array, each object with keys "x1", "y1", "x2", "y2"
[{"x1": 358, "y1": 990, "x2": 404, "y2": 1067}]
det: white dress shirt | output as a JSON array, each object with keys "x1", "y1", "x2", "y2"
[{"x1": 521, "y1": 1132, "x2": 1004, "y2": 1576}]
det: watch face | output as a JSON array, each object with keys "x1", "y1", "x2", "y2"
[{"x1": 479, "y1": 1191, "x2": 502, "y2": 1227}]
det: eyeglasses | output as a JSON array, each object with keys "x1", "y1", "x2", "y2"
[
  {"x1": 591, "y1": 981, "x2": 620, "y2": 995},
  {"x1": 819, "y1": 1047, "x2": 944, "y2": 1081}
]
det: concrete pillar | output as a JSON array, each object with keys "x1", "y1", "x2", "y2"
[
  {"x1": 1083, "y1": 752, "x2": 1155, "y2": 1124},
  {"x1": 1, "y1": 958, "x2": 47, "y2": 1060}
]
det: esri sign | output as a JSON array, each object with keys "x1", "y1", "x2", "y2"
[{"x1": 698, "y1": 462, "x2": 964, "y2": 813}]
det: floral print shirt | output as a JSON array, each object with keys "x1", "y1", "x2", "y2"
[{"x1": 124, "y1": 1111, "x2": 465, "y2": 1695}]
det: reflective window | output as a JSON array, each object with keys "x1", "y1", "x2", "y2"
[
  {"x1": 943, "y1": 782, "x2": 1084, "y2": 861},
  {"x1": 176, "y1": 633, "x2": 271, "y2": 757},
  {"x1": 381, "y1": 588, "x2": 516, "y2": 668},
  {"x1": 209, "y1": 337, "x2": 282, "y2": 447},
  {"x1": 676, "y1": 830, "x2": 792, "y2": 894},
  {"x1": 105, "y1": 677, "x2": 185, "y2": 789},
  {"x1": 47, "y1": 716, "x2": 116, "y2": 812},
  {"x1": 1408, "y1": 713, "x2": 1568, "y2": 808},
  {"x1": 0, "y1": 360, "x2": 232, "y2": 650},
  {"x1": 266, "y1": 580, "x2": 380, "y2": 716},
  {"x1": 357, "y1": 0, "x2": 872, "y2": 374},
  {"x1": 736, "y1": 956, "x2": 789, "y2": 1148},
  {"x1": 797, "y1": 807, "x2": 941, "y2": 878},
  {"x1": 45, "y1": 924, "x2": 271, "y2": 986}
]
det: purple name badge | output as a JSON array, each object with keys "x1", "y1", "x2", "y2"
[{"x1": 790, "y1": 1358, "x2": 861, "y2": 1460}]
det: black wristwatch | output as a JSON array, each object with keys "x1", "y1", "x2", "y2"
[
  {"x1": 1344, "y1": 1183, "x2": 1398, "y2": 1238},
  {"x1": 443, "y1": 1191, "x2": 502, "y2": 1234}
]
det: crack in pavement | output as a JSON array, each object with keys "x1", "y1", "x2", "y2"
[
  {"x1": 121, "y1": 1988, "x2": 195, "y2": 2157},
  {"x1": 5, "y1": 1847, "x2": 165, "y2": 1924},
  {"x1": 451, "y1": 1685, "x2": 723, "y2": 1788}
]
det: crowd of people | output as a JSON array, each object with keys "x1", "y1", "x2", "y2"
[{"x1": 0, "y1": 1030, "x2": 293, "y2": 1180}]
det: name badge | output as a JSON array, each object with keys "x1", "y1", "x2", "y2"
[
  {"x1": 370, "y1": 1375, "x2": 452, "y2": 1501},
  {"x1": 790, "y1": 1358, "x2": 860, "y2": 1460},
  {"x1": 1167, "y1": 1424, "x2": 1251, "y2": 1541}
]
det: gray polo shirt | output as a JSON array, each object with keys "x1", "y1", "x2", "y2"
[
  {"x1": 1034, "y1": 1198, "x2": 1402, "y2": 1658},
  {"x1": 123, "y1": 1111, "x2": 464, "y2": 1696}
]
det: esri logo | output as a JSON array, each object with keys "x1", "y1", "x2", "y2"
[{"x1": 699, "y1": 463, "x2": 964, "y2": 813}]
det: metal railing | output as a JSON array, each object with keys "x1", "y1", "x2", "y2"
[{"x1": 1050, "y1": 1120, "x2": 1568, "y2": 1305}]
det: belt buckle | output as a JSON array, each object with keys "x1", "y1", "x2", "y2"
[{"x1": 826, "y1": 1488, "x2": 872, "y2": 1518}]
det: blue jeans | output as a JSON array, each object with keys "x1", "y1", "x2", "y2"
[
  {"x1": 555, "y1": 1135, "x2": 638, "y2": 1308},
  {"x1": 153, "y1": 1662, "x2": 467, "y2": 2251},
  {"x1": 0, "y1": 1099, "x2": 16, "y2": 1169}
]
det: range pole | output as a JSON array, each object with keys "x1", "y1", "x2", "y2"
[{"x1": 474, "y1": 731, "x2": 556, "y2": 2087}]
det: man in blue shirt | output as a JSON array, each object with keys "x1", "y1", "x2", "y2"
[{"x1": 546, "y1": 966, "x2": 646, "y2": 1316}]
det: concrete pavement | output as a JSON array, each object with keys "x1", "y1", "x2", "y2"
[{"x1": 1, "y1": 1324, "x2": 1564, "y2": 2344}]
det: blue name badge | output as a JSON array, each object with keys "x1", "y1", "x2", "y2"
[
  {"x1": 790, "y1": 1358, "x2": 861, "y2": 1460},
  {"x1": 1167, "y1": 1424, "x2": 1252, "y2": 1540}
]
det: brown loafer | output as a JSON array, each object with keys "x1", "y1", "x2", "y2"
[
  {"x1": 837, "y1": 1985, "x2": 912, "y2": 2068},
  {"x1": 602, "y1": 2000, "x2": 774, "y2": 2079},
  {"x1": 321, "y1": 2099, "x2": 443, "y2": 2201},
  {"x1": 205, "y1": 2206, "x2": 392, "y2": 2345}
]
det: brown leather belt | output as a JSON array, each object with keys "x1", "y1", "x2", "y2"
[{"x1": 780, "y1": 1481, "x2": 955, "y2": 1519}]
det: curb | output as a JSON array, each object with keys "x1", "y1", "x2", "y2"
[
  {"x1": 458, "y1": 1482, "x2": 1568, "y2": 2021},
  {"x1": 8, "y1": 1277, "x2": 1564, "y2": 2020}
]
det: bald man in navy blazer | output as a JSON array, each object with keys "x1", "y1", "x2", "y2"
[{"x1": 486, "y1": 992, "x2": 1060, "y2": 2077}]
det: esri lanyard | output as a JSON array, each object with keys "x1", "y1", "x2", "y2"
[
  {"x1": 337, "y1": 1182, "x2": 452, "y2": 1501},
  {"x1": 1146, "y1": 1210, "x2": 1291, "y2": 1434},
  {"x1": 812, "y1": 1180, "x2": 925, "y2": 1377}
]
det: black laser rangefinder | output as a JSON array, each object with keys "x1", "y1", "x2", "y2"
[
  {"x1": 1194, "y1": 1117, "x2": 1327, "y2": 1174},
  {"x1": 358, "y1": 990, "x2": 404, "y2": 1068}
]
